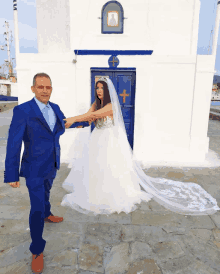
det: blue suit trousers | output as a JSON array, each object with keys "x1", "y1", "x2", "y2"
[{"x1": 26, "y1": 169, "x2": 56, "y2": 255}]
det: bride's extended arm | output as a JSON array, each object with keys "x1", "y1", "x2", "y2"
[
  {"x1": 64, "y1": 103, "x2": 113, "y2": 128},
  {"x1": 72, "y1": 103, "x2": 113, "y2": 121},
  {"x1": 89, "y1": 103, "x2": 113, "y2": 119},
  {"x1": 64, "y1": 102, "x2": 96, "y2": 128},
  {"x1": 71, "y1": 111, "x2": 93, "y2": 123}
]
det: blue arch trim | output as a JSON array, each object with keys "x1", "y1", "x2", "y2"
[
  {"x1": 90, "y1": 67, "x2": 136, "y2": 71},
  {"x1": 102, "y1": 1, "x2": 124, "y2": 15},
  {"x1": 74, "y1": 50, "x2": 153, "y2": 55}
]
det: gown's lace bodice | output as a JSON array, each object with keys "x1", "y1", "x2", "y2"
[{"x1": 95, "y1": 116, "x2": 114, "y2": 129}]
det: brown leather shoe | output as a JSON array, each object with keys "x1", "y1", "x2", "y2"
[
  {"x1": 31, "y1": 253, "x2": 44, "y2": 273},
  {"x1": 44, "y1": 213, "x2": 63, "y2": 223}
]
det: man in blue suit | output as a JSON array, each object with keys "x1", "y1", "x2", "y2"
[{"x1": 4, "y1": 73, "x2": 89, "y2": 273}]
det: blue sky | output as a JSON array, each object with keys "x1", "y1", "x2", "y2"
[{"x1": 0, "y1": 0, "x2": 220, "y2": 74}]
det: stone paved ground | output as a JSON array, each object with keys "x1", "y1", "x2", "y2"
[{"x1": 1, "y1": 105, "x2": 220, "y2": 273}]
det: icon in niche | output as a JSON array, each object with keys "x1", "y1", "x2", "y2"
[{"x1": 107, "y1": 11, "x2": 119, "y2": 27}]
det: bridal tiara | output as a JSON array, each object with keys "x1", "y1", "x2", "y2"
[{"x1": 98, "y1": 76, "x2": 108, "y2": 83}]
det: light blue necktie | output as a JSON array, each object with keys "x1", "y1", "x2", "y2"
[{"x1": 42, "y1": 105, "x2": 56, "y2": 132}]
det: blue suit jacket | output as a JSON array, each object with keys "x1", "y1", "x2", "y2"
[{"x1": 4, "y1": 98, "x2": 89, "y2": 183}]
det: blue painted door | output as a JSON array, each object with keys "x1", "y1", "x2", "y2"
[{"x1": 91, "y1": 69, "x2": 136, "y2": 149}]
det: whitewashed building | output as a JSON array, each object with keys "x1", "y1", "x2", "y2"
[
  {"x1": 0, "y1": 80, "x2": 18, "y2": 97},
  {"x1": 15, "y1": 0, "x2": 220, "y2": 166},
  {"x1": 0, "y1": 82, "x2": 8, "y2": 96}
]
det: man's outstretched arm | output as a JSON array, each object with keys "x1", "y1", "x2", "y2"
[{"x1": 58, "y1": 105, "x2": 90, "y2": 129}]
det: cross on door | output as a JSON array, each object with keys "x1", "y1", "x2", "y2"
[{"x1": 120, "y1": 89, "x2": 129, "y2": 103}]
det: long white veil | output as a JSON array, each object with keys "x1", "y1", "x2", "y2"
[{"x1": 104, "y1": 77, "x2": 220, "y2": 215}]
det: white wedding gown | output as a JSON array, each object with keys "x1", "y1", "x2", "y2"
[
  {"x1": 61, "y1": 117, "x2": 152, "y2": 215},
  {"x1": 61, "y1": 116, "x2": 220, "y2": 216}
]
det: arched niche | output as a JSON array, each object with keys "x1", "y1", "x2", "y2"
[{"x1": 102, "y1": 1, "x2": 124, "y2": 34}]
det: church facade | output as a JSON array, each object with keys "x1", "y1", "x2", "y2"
[{"x1": 16, "y1": 0, "x2": 216, "y2": 166}]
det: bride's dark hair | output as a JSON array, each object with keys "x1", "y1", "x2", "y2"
[
  {"x1": 95, "y1": 80, "x2": 111, "y2": 111},
  {"x1": 93, "y1": 80, "x2": 111, "y2": 125}
]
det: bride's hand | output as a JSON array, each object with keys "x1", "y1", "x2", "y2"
[
  {"x1": 63, "y1": 117, "x2": 77, "y2": 128},
  {"x1": 88, "y1": 117, "x2": 96, "y2": 125}
]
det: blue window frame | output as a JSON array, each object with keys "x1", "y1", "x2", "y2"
[{"x1": 102, "y1": 1, "x2": 124, "y2": 34}]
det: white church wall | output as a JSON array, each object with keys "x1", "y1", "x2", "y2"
[
  {"x1": 36, "y1": 0, "x2": 71, "y2": 53},
  {"x1": 16, "y1": 50, "x2": 214, "y2": 165},
  {"x1": 36, "y1": 0, "x2": 200, "y2": 55},
  {"x1": 147, "y1": 0, "x2": 200, "y2": 55},
  {"x1": 68, "y1": 0, "x2": 200, "y2": 55},
  {"x1": 189, "y1": 55, "x2": 216, "y2": 159},
  {"x1": 133, "y1": 56, "x2": 197, "y2": 164},
  {"x1": 17, "y1": 0, "x2": 214, "y2": 166}
]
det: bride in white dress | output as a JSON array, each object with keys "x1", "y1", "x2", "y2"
[{"x1": 61, "y1": 77, "x2": 220, "y2": 216}]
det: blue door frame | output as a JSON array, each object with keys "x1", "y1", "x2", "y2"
[{"x1": 91, "y1": 68, "x2": 136, "y2": 149}]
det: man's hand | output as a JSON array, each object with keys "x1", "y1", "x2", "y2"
[
  {"x1": 77, "y1": 125, "x2": 83, "y2": 128},
  {"x1": 8, "y1": 182, "x2": 20, "y2": 188},
  {"x1": 63, "y1": 117, "x2": 77, "y2": 129}
]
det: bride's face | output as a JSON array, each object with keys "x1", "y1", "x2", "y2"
[{"x1": 96, "y1": 82, "x2": 104, "y2": 100}]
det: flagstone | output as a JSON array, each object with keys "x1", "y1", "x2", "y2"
[
  {"x1": 79, "y1": 243, "x2": 104, "y2": 273},
  {"x1": 147, "y1": 199, "x2": 170, "y2": 212},
  {"x1": 0, "y1": 219, "x2": 29, "y2": 234},
  {"x1": 138, "y1": 201, "x2": 152, "y2": 211},
  {"x1": 127, "y1": 258, "x2": 162, "y2": 274},
  {"x1": 178, "y1": 234, "x2": 220, "y2": 272},
  {"x1": 44, "y1": 220, "x2": 85, "y2": 235},
  {"x1": 43, "y1": 232, "x2": 82, "y2": 257},
  {"x1": 121, "y1": 225, "x2": 166, "y2": 243},
  {"x1": 210, "y1": 213, "x2": 220, "y2": 228},
  {"x1": 131, "y1": 210, "x2": 180, "y2": 226},
  {"x1": 78, "y1": 271, "x2": 103, "y2": 274},
  {"x1": 151, "y1": 241, "x2": 184, "y2": 261},
  {"x1": 161, "y1": 258, "x2": 220, "y2": 274},
  {"x1": 0, "y1": 241, "x2": 30, "y2": 268},
  {"x1": 0, "y1": 205, "x2": 29, "y2": 220},
  {"x1": 85, "y1": 223, "x2": 122, "y2": 245},
  {"x1": 0, "y1": 259, "x2": 30, "y2": 274},
  {"x1": 158, "y1": 256, "x2": 193, "y2": 274},
  {"x1": 212, "y1": 228, "x2": 220, "y2": 241},
  {"x1": 43, "y1": 266, "x2": 78, "y2": 274},
  {"x1": 97, "y1": 211, "x2": 131, "y2": 225},
  {"x1": 63, "y1": 207, "x2": 99, "y2": 223},
  {"x1": 190, "y1": 228, "x2": 212, "y2": 241},
  {"x1": 166, "y1": 171, "x2": 185, "y2": 180},
  {"x1": 129, "y1": 241, "x2": 152, "y2": 261},
  {"x1": 104, "y1": 243, "x2": 129, "y2": 274},
  {"x1": 48, "y1": 248, "x2": 78, "y2": 268},
  {"x1": 131, "y1": 210, "x2": 215, "y2": 229},
  {"x1": 0, "y1": 232, "x2": 30, "y2": 252}
]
